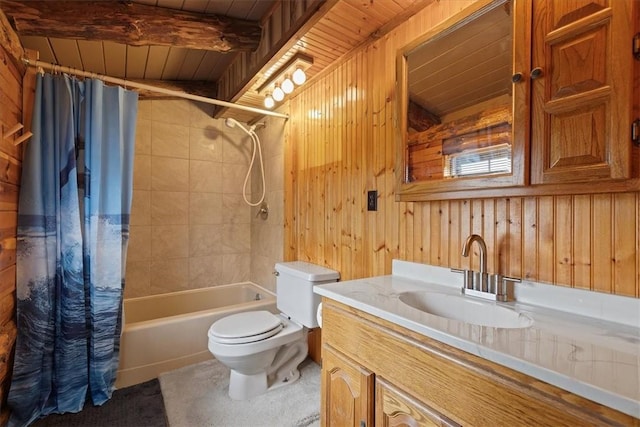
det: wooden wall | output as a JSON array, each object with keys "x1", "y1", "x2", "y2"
[
  {"x1": 284, "y1": 0, "x2": 640, "y2": 298},
  {"x1": 0, "y1": 43, "x2": 23, "y2": 425}
]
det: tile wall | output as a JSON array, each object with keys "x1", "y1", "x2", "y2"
[
  {"x1": 125, "y1": 100, "x2": 256, "y2": 297},
  {"x1": 250, "y1": 114, "x2": 286, "y2": 293}
]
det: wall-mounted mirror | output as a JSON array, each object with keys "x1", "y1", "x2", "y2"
[{"x1": 396, "y1": 0, "x2": 529, "y2": 201}]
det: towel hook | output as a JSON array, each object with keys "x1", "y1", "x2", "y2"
[
  {"x1": 3, "y1": 123, "x2": 23, "y2": 139},
  {"x1": 3, "y1": 123, "x2": 33, "y2": 146}
]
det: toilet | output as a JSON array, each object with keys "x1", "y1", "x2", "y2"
[{"x1": 207, "y1": 261, "x2": 339, "y2": 400}]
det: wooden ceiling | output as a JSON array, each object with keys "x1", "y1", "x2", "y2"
[
  {"x1": 3, "y1": 0, "x2": 270, "y2": 81},
  {"x1": 1, "y1": 0, "x2": 435, "y2": 122},
  {"x1": 225, "y1": 0, "x2": 437, "y2": 123}
]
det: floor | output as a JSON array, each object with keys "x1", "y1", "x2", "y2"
[{"x1": 32, "y1": 379, "x2": 167, "y2": 427}]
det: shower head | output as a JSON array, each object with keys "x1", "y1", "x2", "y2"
[
  {"x1": 225, "y1": 117, "x2": 267, "y2": 136},
  {"x1": 225, "y1": 117, "x2": 253, "y2": 136},
  {"x1": 225, "y1": 117, "x2": 240, "y2": 128}
]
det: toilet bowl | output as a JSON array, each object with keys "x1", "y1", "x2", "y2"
[
  {"x1": 207, "y1": 261, "x2": 339, "y2": 400},
  {"x1": 208, "y1": 311, "x2": 308, "y2": 400}
]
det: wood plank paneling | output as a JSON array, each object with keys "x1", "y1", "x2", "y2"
[
  {"x1": 522, "y1": 197, "x2": 537, "y2": 280},
  {"x1": 103, "y1": 41, "x2": 127, "y2": 78},
  {"x1": 0, "y1": 36, "x2": 21, "y2": 425},
  {"x1": 0, "y1": 212, "x2": 17, "y2": 273},
  {"x1": 77, "y1": 40, "x2": 106, "y2": 75},
  {"x1": 592, "y1": 194, "x2": 613, "y2": 293},
  {"x1": 554, "y1": 196, "x2": 572, "y2": 287},
  {"x1": 573, "y1": 195, "x2": 591, "y2": 289},
  {"x1": 284, "y1": 0, "x2": 639, "y2": 298},
  {"x1": 613, "y1": 193, "x2": 637, "y2": 296}
]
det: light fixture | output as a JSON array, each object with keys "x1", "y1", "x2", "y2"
[
  {"x1": 281, "y1": 76, "x2": 294, "y2": 94},
  {"x1": 264, "y1": 94, "x2": 275, "y2": 109},
  {"x1": 292, "y1": 68, "x2": 306, "y2": 85},
  {"x1": 272, "y1": 86, "x2": 285, "y2": 102},
  {"x1": 257, "y1": 52, "x2": 314, "y2": 107}
]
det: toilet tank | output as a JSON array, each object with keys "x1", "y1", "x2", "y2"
[{"x1": 274, "y1": 261, "x2": 339, "y2": 328}]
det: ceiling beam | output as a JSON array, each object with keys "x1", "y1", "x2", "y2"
[
  {"x1": 1, "y1": 1, "x2": 262, "y2": 52},
  {"x1": 0, "y1": 9, "x2": 24, "y2": 70}
]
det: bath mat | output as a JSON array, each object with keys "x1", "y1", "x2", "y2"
[
  {"x1": 32, "y1": 378, "x2": 167, "y2": 427},
  {"x1": 159, "y1": 357, "x2": 321, "y2": 427}
]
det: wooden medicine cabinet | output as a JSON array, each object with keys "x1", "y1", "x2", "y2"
[
  {"x1": 395, "y1": 0, "x2": 529, "y2": 201},
  {"x1": 396, "y1": 0, "x2": 640, "y2": 201}
]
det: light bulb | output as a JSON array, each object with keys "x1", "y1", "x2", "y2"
[
  {"x1": 264, "y1": 94, "x2": 275, "y2": 109},
  {"x1": 272, "y1": 86, "x2": 285, "y2": 102},
  {"x1": 292, "y1": 67, "x2": 306, "y2": 85},
  {"x1": 281, "y1": 76, "x2": 294, "y2": 94}
]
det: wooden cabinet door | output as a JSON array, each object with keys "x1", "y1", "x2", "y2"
[
  {"x1": 530, "y1": 0, "x2": 636, "y2": 184},
  {"x1": 375, "y1": 378, "x2": 460, "y2": 427},
  {"x1": 321, "y1": 344, "x2": 374, "y2": 427}
]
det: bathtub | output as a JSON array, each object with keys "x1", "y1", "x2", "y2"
[{"x1": 115, "y1": 282, "x2": 277, "y2": 388}]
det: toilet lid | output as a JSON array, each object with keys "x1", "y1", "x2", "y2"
[{"x1": 209, "y1": 311, "x2": 284, "y2": 344}]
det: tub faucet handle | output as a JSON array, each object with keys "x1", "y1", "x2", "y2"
[{"x1": 256, "y1": 202, "x2": 269, "y2": 219}]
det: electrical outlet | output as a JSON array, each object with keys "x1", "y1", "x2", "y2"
[{"x1": 367, "y1": 190, "x2": 377, "y2": 211}]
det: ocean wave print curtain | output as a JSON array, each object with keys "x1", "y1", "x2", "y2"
[{"x1": 8, "y1": 73, "x2": 138, "y2": 426}]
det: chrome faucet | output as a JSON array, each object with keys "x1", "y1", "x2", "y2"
[
  {"x1": 454, "y1": 233, "x2": 520, "y2": 301},
  {"x1": 462, "y1": 234, "x2": 487, "y2": 276},
  {"x1": 461, "y1": 234, "x2": 488, "y2": 292}
]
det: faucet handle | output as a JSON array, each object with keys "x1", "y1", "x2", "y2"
[{"x1": 495, "y1": 275, "x2": 521, "y2": 301}]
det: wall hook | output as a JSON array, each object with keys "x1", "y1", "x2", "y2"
[
  {"x1": 3, "y1": 123, "x2": 23, "y2": 140},
  {"x1": 13, "y1": 131, "x2": 33, "y2": 146},
  {"x1": 3, "y1": 123, "x2": 33, "y2": 145}
]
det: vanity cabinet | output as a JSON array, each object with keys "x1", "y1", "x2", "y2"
[{"x1": 320, "y1": 298, "x2": 638, "y2": 427}]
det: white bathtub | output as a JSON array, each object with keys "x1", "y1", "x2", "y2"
[{"x1": 115, "y1": 282, "x2": 277, "y2": 388}]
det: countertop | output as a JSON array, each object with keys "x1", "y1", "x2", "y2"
[{"x1": 314, "y1": 260, "x2": 640, "y2": 419}]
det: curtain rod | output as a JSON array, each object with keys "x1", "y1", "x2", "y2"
[{"x1": 22, "y1": 58, "x2": 289, "y2": 120}]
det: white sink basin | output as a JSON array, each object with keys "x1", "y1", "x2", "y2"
[{"x1": 398, "y1": 291, "x2": 533, "y2": 329}]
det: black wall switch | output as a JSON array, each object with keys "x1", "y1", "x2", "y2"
[{"x1": 367, "y1": 190, "x2": 377, "y2": 211}]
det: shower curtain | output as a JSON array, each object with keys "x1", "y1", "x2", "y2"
[{"x1": 8, "y1": 73, "x2": 138, "y2": 426}]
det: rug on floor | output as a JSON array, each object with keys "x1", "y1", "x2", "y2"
[
  {"x1": 159, "y1": 357, "x2": 321, "y2": 427},
  {"x1": 31, "y1": 378, "x2": 167, "y2": 427}
]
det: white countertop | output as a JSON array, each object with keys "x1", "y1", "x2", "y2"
[{"x1": 314, "y1": 260, "x2": 640, "y2": 419}]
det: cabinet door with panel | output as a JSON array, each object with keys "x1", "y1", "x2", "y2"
[
  {"x1": 375, "y1": 378, "x2": 460, "y2": 427},
  {"x1": 321, "y1": 344, "x2": 374, "y2": 427},
  {"x1": 396, "y1": 0, "x2": 530, "y2": 200},
  {"x1": 320, "y1": 299, "x2": 638, "y2": 426},
  {"x1": 530, "y1": 0, "x2": 637, "y2": 184}
]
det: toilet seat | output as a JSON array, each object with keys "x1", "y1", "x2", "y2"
[{"x1": 209, "y1": 311, "x2": 284, "y2": 345}]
